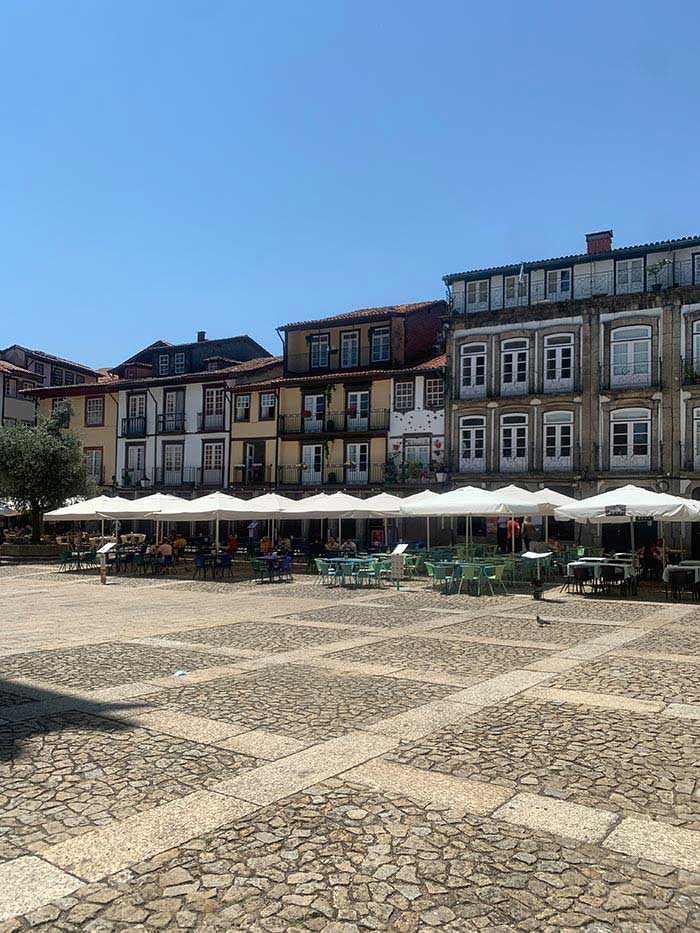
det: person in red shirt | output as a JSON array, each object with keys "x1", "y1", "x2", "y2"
[{"x1": 506, "y1": 517, "x2": 521, "y2": 552}]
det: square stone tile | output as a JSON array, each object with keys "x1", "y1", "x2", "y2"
[
  {"x1": 626, "y1": 626, "x2": 700, "y2": 658},
  {"x1": 386, "y1": 696, "x2": 700, "y2": 830},
  {"x1": 157, "y1": 620, "x2": 359, "y2": 652},
  {"x1": 548, "y1": 655, "x2": 700, "y2": 704},
  {"x1": 432, "y1": 614, "x2": 614, "y2": 646},
  {"x1": 16, "y1": 781, "x2": 697, "y2": 931},
  {"x1": 328, "y1": 637, "x2": 547, "y2": 678},
  {"x1": 289, "y1": 605, "x2": 454, "y2": 630},
  {"x1": 0, "y1": 711, "x2": 257, "y2": 862},
  {"x1": 146, "y1": 664, "x2": 456, "y2": 742},
  {"x1": 0, "y1": 643, "x2": 246, "y2": 691}
]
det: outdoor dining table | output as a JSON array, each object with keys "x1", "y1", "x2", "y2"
[
  {"x1": 663, "y1": 564, "x2": 700, "y2": 584},
  {"x1": 321, "y1": 556, "x2": 379, "y2": 588},
  {"x1": 566, "y1": 560, "x2": 636, "y2": 580}
]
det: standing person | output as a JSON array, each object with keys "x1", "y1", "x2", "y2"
[
  {"x1": 521, "y1": 516, "x2": 536, "y2": 551},
  {"x1": 506, "y1": 516, "x2": 520, "y2": 552}
]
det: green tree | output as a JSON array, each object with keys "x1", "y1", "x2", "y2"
[{"x1": 0, "y1": 402, "x2": 94, "y2": 543}]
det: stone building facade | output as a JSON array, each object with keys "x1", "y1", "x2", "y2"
[{"x1": 444, "y1": 231, "x2": 700, "y2": 550}]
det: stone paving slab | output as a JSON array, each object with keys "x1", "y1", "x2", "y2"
[
  {"x1": 525, "y1": 685, "x2": 666, "y2": 714},
  {"x1": 0, "y1": 856, "x2": 82, "y2": 923},
  {"x1": 288, "y1": 604, "x2": 456, "y2": 630},
  {"x1": 215, "y1": 729, "x2": 310, "y2": 760},
  {"x1": 364, "y1": 697, "x2": 482, "y2": 741},
  {"x1": 493, "y1": 792, "x2": 619, "y2": 843},
  {"x1": 664, "y1": 702, "x2": 700, "y2": 720},
  {"x1": 446, "y1": 668, "x2": 554, "y2": 706},
  {"x1": 604, "y1": 817, "x2": 700, "y2": 873},
  {"x1": 41, "y1": 790, "x2": 258, "y2": 882}
]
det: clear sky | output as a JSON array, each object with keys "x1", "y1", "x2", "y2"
[{"x1": 1, "y1": 0, "x2": 698, "y2": 369}]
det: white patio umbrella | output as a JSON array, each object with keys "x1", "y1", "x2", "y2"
[
  {"x1": 362, "y1": 492, "x2": 404, "y2": 549},
  {"x1": 97, "y1": 493, "x2": 187, "y2": 543},
  {"x1": 553, "y1": 485, "x2": 700, "y2": 557},
  {"x1": 401, "y1": 489, "x2": 442, "y2": 548},
  {"x1": 44, "y1": 494, "x2": 133, "y2": 541},
  {"x1": 528, "y1": 488, "x2": 579, "y2": 542},
  {"x1": 146, "y1": 491, "x2": 248, "y2": 550},
  {"x1": 0, "y1": 503, "x2": 19, "y2": 518}
]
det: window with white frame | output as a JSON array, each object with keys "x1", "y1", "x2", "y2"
[
  {"x1": 500, "y1": 413, "x2": 528, "y2": 471},
  {"x1": 424, "y1": 377, "x2": 444, "y2": 409},
  {"x1": 504, "y1": 274, "x2": 528, "y2": 307},
  {"x1": 694, "y1": 254, "x2": 700, "y2": 286},
  {"x1": 466, "y1": 279, "x2": 489, "y2": 311},
  {"x1": 544, "y1": 333, "x2": 574, "y2": 391},
  {"x1": 235, "y1": 394, "x2": 250, "y2": 422},
  {"x1": 610, "y1": 408, "x2": 651, "y2": 470},
  {"x1": 546, "y1": 268, "x2": 571, "y2": 301},
  {"x1": 174, "y1": 352, "x2": 185, "y2": 374},
  {"x1": 85, "y1": 448, "x2": 103, "y2": 483},
  {"x1": 501, "y1": 339, "x2": 529, "y2": 395},
  {"x1": 309, "y1": 334, "x2": 330, "y2": 369},
  {"x1": 543, "y1": 410, "x2": 573, "y2": 470},
  {"x1": 610, "y1": 325, "x2": 652, "y2": 388},
  {"x1": 85, "y1": 397, "x2": 104, "y2": 426},
  {"x1": 260, "y1": 392, "x2": 276, "y2": 420},
  {"x1": 158, "y1": 354, "x2": 170, "y2": 376},
  {"x1": 615, "y1": 258, "x2": 644, "y2": 295},
  {"x1": 404, "y1": 436, "x2": 431, "y2": 466},
  {"x1": 692, "y1": 321, "x2": 700, "y2": 375},
  {"x1": 371, "y1": 326, "x2": 390, "y2": 363},
  {"x1": 394, "y1": 381, "x2": 414, "y2": 411},
  {"x1": 460, "y1": 343, "x2": 487, "y2": 398},
  {"x1": 340, "y1": 331, "x2": 359, "y2": 368},
  {"x1": 459, "y1": 416, "x2": 486, "y2": 471}
]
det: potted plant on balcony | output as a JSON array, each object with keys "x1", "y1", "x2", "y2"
[
  {"x1": 647, "y1": 259, "x2": 672, "y2": 293},
  {"x1": 345, "y1": 407, "x2": 357, "y2": 416},
  {"x1": 301, "y1": 409, "x2": 312, "y2": 417},
  {"x1": 140, "y1": 476, "x2": 150, "y2": 488}
]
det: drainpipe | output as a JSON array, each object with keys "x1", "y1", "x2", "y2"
[{"x1": 147, "y1": 387, "x2": 159, "y2": 488}]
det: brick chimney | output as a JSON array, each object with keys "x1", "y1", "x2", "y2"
[
  {"x1": 197, "y1": 330, "x2": 206, "y2": 342},
  {"x1": 585, "y1": 230, "x2": 613, "y2": 255}
]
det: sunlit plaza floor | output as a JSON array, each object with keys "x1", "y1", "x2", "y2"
[{"x1": 0, "y1": 563, "x2": 699, "y2": 930}]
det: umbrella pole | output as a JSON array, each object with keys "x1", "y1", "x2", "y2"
[
  {"x1": 216, "y1": 515, "x2": 220, "y2": 551},
  {"x1": 545, "y1": 514, "x2": 549, "y2": 545},
  {"x1": 426, "y1": 517, "x2": 430, "y2": 551},
  {"x1": 101, "y1": 518, "x2": 104, "y2": 542},
  {"x1": 383, "y1": 517, "x2": 388, "y2": 549},
  {"x1": 630, "y1": 517, "x2": 635, "y2": 566}
]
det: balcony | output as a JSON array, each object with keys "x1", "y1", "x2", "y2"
[
  {"x1": 599, "y1": 359, "x2": 661, "y2": 391},
  {"x1": 279, "y1": 409, "x2": 390, "y2": 435},
  {"x1": 285, "y1": 346, "x2": 392, "y2": 375},
  {"x1": 121, "y1": 416, "x2": 146, "y2": 438},
  {"x1": 157, "y1": 412, "x2": 186, "y2": 433},
  {"x1": 278, "y1": 462, "x2": 386, "y2": 487},
  {"x1": 682, "y1": 357, "x2": 700, "y2": 386},
  {"x1": 230, "y1": 464, "x2": 274, "y2": 486},
  {"x1": 384, "y1": 462, "x2": 447, "y2": 485},
  {"x1": 121, "y1": 468, "x2": 150, "y2": 488},
  {"x1": 86, "y1": 467, "x2": 105, "y2": 486},
  {"x1": 452, "y1": 258, "x2": 699, "y2": 314},
  {"x1": 197, "y1": 411, "x2": 226, "y2": 432}
]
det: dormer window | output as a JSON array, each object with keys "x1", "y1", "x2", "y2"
[
  {"x1": 371, "y1": 327, "x2": 390, "y2": 363},
  {"x1": 158, "y1": 354, "x2": 170, "y2": 376},
  {"x1": 309, "y1": 335, "x2": 330, "y2": 369},
  {"x1": 504, "y1": 274, "x2": 528, "y2": 307},
  {"x1": 546, "y1": 269, "x2": 571, "y2": 301},
  {"x1": 615, "y1": 258, "x2": 644, "y2": 295},
  {"x1": 174, "y1": 352, "x2": 185, "y2": 374}
]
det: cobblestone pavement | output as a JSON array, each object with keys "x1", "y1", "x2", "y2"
[
  {"x1": 0, "y1": 572, "x2": 699, "y2": 930},
  {"x1": 548, "y1": 655, "x2": 700, "y2": 703},
  {"x1": 146, "y1": 665, "x2": 457, "y2": 741},
  {"x1": 0, "y1": 643, "x2": 247, "y2": 690},
  {"x1": 431, "y1": 614, "x2": 616, "y2": 645},
  {"x1": 328, "y1": 637, "x2": 548, "y2": 676},
  {"x1": 157, "y1": 620, "x2": 361, "y2": 651},
  {"x1": 0, "y1": 712, "x2": 257, "y2": 862},
  {"x1": 387, "y1": 696, "x2": 700, "y2": 830}
]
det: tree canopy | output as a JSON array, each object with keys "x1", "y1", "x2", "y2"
[{"x1": 0, "y1": 402, "x2": 94, "y2": 541}]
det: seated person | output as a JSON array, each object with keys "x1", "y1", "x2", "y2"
[
  {"x1": 325, "y1": 536, "x2": 340, "y2": 555},
  {"x1": 340, "y1": 537, "x2": 357, "y2": 555},
  {"x1": 259, "y1": 535, "x2": 273, "y2": 555}
]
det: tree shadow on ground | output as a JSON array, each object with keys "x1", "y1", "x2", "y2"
[{"x1": 0, "y1": 678, "x2": 149, "y2": 764}]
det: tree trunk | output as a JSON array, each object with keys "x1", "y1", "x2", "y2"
[{"x1": 31, "y1": 506, "x2": 42, "y2": 544}]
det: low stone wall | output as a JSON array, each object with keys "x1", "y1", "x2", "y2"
[{"x1": 0, "y1": 543, "x2": 63, "y2": 560}]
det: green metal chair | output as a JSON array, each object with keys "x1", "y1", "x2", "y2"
[
  {"x1": 459, "y1": 565, "x2": 480, "y2": 596},
  {"x1": 483, "y1": 563, "x2": 508, "y2": 595}
]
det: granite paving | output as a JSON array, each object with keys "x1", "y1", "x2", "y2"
[
  {"x1": 143, "y1": 665, "x2": 457, "y2": 742},
  {"x1": 1, "y1": 571, "x2": 699, "y2": 929},
  {"x1": 328, "y1": 637, "x2": 548, "y2": 677},
  {"x1": 548, "y1": 655, "x2": 700, "y2": 704},
  {"x1": 0, "y1": 643, "x2": 247, "y2": 691}
]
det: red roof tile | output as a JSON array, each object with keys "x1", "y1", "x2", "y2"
[{"x1": 283, "y1": 300, "x2": 445, "y2": 330}]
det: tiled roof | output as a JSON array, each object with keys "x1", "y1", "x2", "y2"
[
  {"x1": 444, "y1": 234, "x2": 700, "y2": 283},
  {"x1": 283, "y1": 300, "x2": 446, "y2": 330},
  {"x1": 22, "y1": 356, "x2": 283, "y2": 397},
  {"x1": 2, "y1": 346, "x2": 100, "y2": 376},
  {"x1": 116, "y1": 335, "x2": 270, "y2": 369},
  {"x1": 0, "y1": 360, "x2": 42, "y2": 380},
  {"x1": 272, "y1": 353, "x2": 446, "y2": 387}
]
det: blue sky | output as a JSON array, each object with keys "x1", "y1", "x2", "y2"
[{"x1": 1, "y1": 1, "x2": 698, "y2": 368}]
